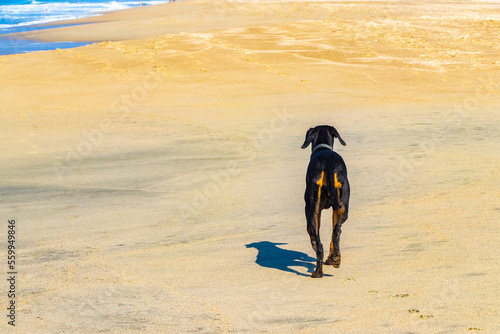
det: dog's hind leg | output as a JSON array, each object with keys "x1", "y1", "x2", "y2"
[
  {"x1": 326, "y1": 209, "x2": 344, "y2": 267},
  {"x1": 307, "y1": 222, "x2": 324, "y2": 278},
  {"x1": 305, "y1": 186, "x2": 324, "y2": 278},
  {"x1": 325, "y1": 173, "x2": 348, "y2": 268}
]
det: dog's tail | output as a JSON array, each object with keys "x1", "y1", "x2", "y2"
[{"x1": 325, "y1": 169, "x2": 345, "y2": 212}]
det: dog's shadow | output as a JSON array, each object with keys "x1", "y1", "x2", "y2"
[{"x1": 246, "y1": 241, "x2": 332, "y2": 277}]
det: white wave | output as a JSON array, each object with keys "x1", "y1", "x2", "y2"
[
  {"x1": 0, "y1": 16, "x2": 81, "y2": 29},
  {"x1": 1, "y1": 3, "x2": 126, "y2": 15},
  {"x1": 0, "y1": 1, "x2": 169, "y2": 29}
]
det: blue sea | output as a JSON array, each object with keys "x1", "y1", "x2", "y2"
[{"x1": 0, "y1": 0, "x2": 169, "y2": 55}]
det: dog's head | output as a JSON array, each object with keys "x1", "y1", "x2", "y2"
[{"x1": 301, "y1": 125, "x2": 346, "y2": 151}]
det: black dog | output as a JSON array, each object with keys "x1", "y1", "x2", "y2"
[{"x1": 301, "y1": 125, "x2": 350, "y2": 278}]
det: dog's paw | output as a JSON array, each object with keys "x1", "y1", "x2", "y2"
[
  {"x1": 325, "y1": 256, "x2": 341, "y2": 268},
  {"x1": 311, "y1": 270, "x2": 323, "y2": 278}
]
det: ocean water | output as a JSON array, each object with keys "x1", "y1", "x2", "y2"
[{"x1": 0, "y1": 0, "x2": 169, "y2": 55}]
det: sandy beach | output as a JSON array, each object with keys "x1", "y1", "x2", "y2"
[{"x1": 1, "y1": 0, "x2": 499, "y2": 332}]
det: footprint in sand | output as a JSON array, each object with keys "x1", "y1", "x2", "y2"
[
  {"x1": 392, "y1": 293, "x2": 409, "y2": 298},
  {"x1": 407, "y1": 309, "x2": 433, "y2": 319}
]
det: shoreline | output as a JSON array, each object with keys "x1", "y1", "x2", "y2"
[
  {"x1": 4, "y1": 1, "x2": 279, "y2": 43},
  {"x1": 0, "y1": 1, "x2": 170, "y2": 55},
  {"x1": 3, "y1": 0, "x2": 500, "y2": 49}
]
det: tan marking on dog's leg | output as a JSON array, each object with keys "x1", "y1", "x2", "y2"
[
  {"x1": 317, "y1": 171, "x2": 326, "y2": 188},
  {"x1": 314, "y1": 171, "x2": 325, "y2": 235},
  {"x1": 334, "y1": 172, "x2": 342, "y2": 196},
  {"x1": 334, "y1": 172, "x2": 345, "y2": 215},
  {"x1": 325, "y1": 209, "x2": 338, "y2": 265},
  {"x1": 332, "y1": 209, "x2": 337, "y2": 251},
  {"x1": 329, "y1": 239, "x2": 334, "y2": 258},
  {"x1": 333, "y1": 209, "x2": 342, "y2": 268},
  {"x1": 334, "y1": 173, "x2": 342, "y2": 188}
]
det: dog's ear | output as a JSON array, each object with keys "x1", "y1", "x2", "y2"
[
  {"x1": 301, "y1": 127, "x2": 315, "y2": 149},
  {"x1": 331, "y1": 127, "x2": 346, "y2": 146}
]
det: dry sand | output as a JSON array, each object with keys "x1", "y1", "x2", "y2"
[{"x1": 1, "y1": 0, "x2": 499, "y2": 332}]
